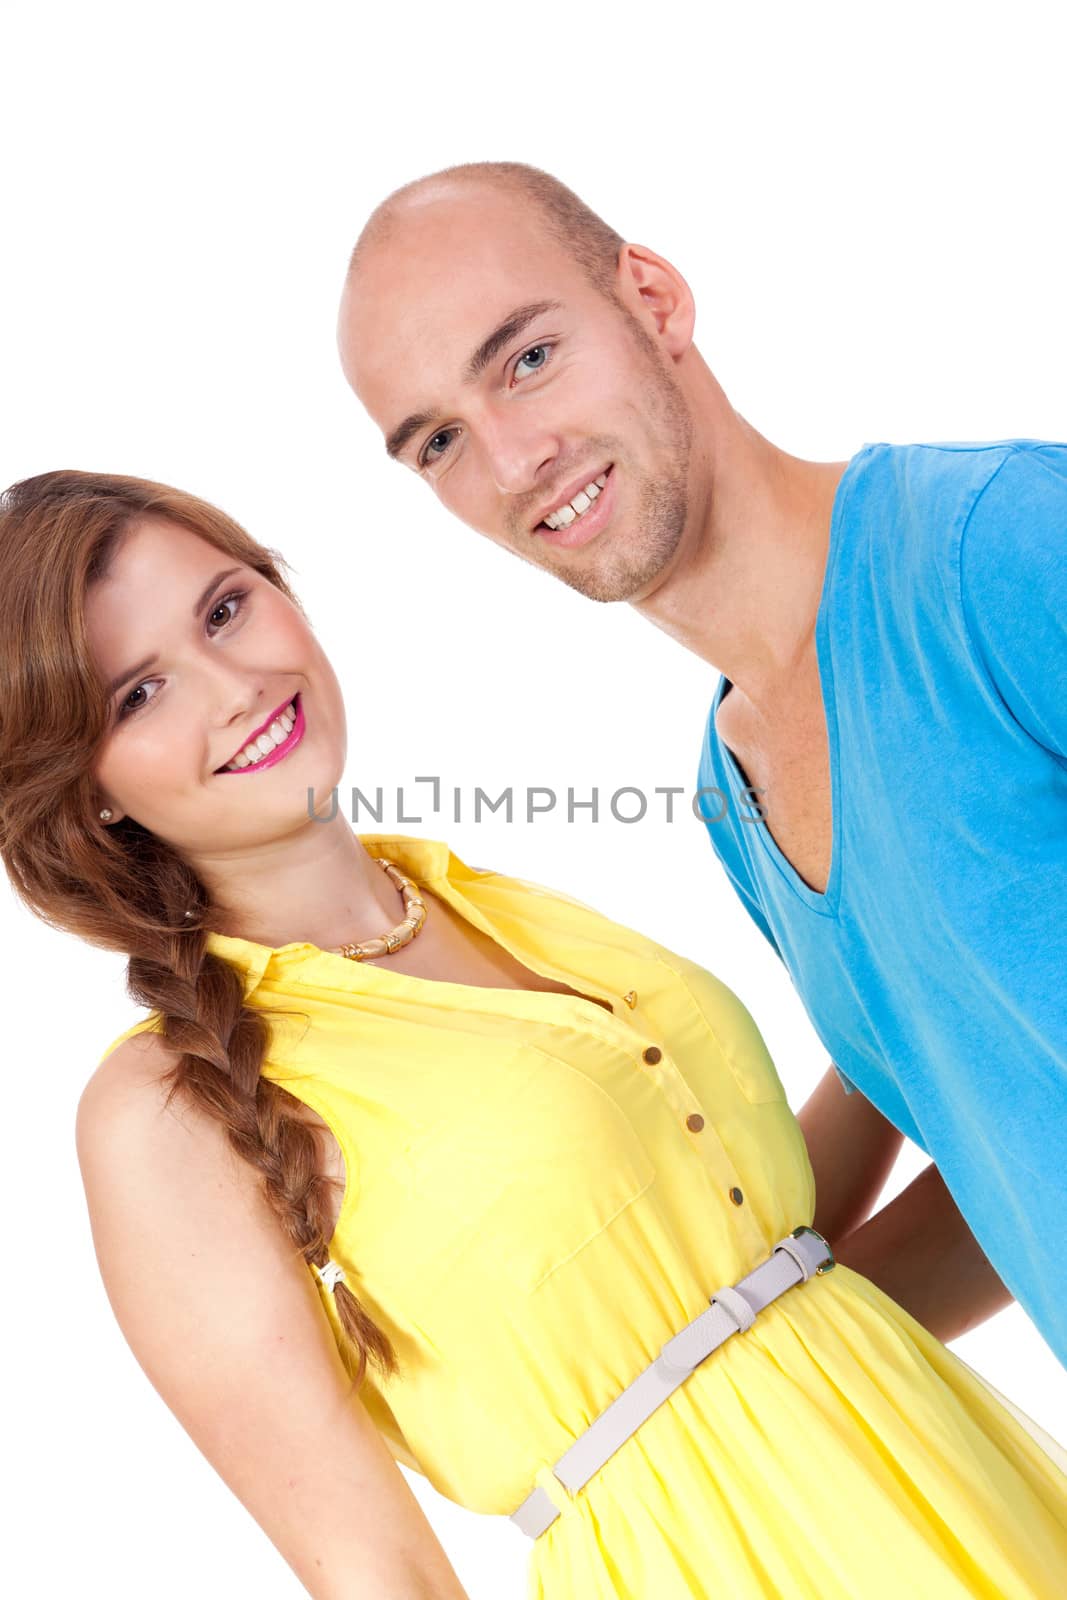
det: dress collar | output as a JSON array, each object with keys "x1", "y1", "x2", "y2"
[{"x1": 202, "y1": 833, "x2": 479, "y2": 1000}]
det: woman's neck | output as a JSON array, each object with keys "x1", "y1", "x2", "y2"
[{"x1": 195, "y1": 816, "x2": 401, "y2": 952}]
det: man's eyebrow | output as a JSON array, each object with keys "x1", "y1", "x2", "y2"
[
  {"x1": 105, "y1": 565, "x2": 244, "y2": 697},
  {"x1": 384, "y1": 300, "x2": 563, "y2": 462},
  {"x1": 463, "y1": 300, "x2": 562, "y2": 382},
  {"x1": 386, "y1": 408, "x2": 443, "y2": 462}
]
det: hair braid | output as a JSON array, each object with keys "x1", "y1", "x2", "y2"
[
  {"x1": 127, "y1": 923, "x2": 400, "y2": 1388},
  {"x1": 0, "y1": 468, "x2": 400, "y2": 1393}
]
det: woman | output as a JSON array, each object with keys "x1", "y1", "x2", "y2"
[{"x1": 2, "y1": 468, "x2": 1065, "y2": 1600}]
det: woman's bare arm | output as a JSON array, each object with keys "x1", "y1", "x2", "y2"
[{"x1": 76, "y1": 1035, "x2": 471, "y2": 1600}]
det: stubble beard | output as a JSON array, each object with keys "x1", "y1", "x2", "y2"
[{"x1": 538, "y1": 319, "x2": 693, "y2": 605}]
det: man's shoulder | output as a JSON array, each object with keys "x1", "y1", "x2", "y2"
[
  {"x1": 881, "y1": 437, "x2": 1067, "y2": 598},
  {"x1": 954, "y1": 442, "x2": 1067, "y2": 753},
  {"x1": 835, "y1": 438, "x2": 1067, "y2": 753},
  {"x1": 847, "y1": 436, "x2": 1058, "y2": 521},
  {"x1": 839, "y1": 438, "x2": 1065, "y2": 612},
  {"x1": 956, "y1": 438, "x2": 1067, "y2": 535}
]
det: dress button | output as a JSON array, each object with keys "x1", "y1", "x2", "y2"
[
  {"x1": 623, "y1": 990, "x2": 638, "y2": 1009},
  {"x1": 642, "y1": 1045, "x2": 662, "y2": 1065},
  {"x1": 686, "y1": 1113, "x2": 705, "y2": 1132},
  {"x1": 729, "y1": 1187, "x2": 744, "y2": 1206}
]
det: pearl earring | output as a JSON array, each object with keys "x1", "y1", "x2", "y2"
[{"x1": 99, "y1": 808, "x2": 113, "y2": 822}]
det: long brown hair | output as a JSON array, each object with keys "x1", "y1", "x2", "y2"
[{"x1": 0, "y1": 470, "x2": 398, "y2": 1386}]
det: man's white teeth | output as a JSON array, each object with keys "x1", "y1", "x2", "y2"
[
  {"x1": 225, "y1": 701, "x2": 297, "y2": 770},
  {"x1": 543, "y1": 472, "x2": 609, "y2": 531}
]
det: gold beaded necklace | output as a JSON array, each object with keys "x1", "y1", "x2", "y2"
[{"x1": 335, "y1": 857, "x2": 428, "y2": 961}]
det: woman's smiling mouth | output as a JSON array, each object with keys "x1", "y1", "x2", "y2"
[{"x1": 216, "y1": 693, "x2": 306, "y2": 774}]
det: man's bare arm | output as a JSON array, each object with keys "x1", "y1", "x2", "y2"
[
  {"x1": 797, "y1": 1063, "x2": 906, "y2": 1242},
  {"x1": 832, "y1": 1162, "x2": 1013, "y2": 1342},
  {"x1": 798, "y1": 1064, "x2": 1012, "y2": 1342}
]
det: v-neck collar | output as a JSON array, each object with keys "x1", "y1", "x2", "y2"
[{"x1": 710, "y1": 454, "x2": 862, "y2": 919}]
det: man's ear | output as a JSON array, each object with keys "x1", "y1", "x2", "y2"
[{"x1": 614, "y1": 242, "x2": 696, "y2": 360}]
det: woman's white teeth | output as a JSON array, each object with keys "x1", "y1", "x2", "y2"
[
  {"x1": 544, "y1": 472, "x2": 609, "y2": 531},
  {"x1": 225, "y1": 701, "x2": 296, "y2": 770}
]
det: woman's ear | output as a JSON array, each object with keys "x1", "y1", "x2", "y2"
[{"x1": 614, "y1": 242, "x2": 697, "y2": 361}]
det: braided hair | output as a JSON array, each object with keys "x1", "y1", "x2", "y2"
[{"x1": 0, "y1": 470, "x2": 398, "y2": 1388}]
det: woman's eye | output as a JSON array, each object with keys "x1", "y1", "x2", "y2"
[
  {"x1": 207, "y1": 595, "x2": 242, "y2": 629},
  {"x1": 514, "y1": 343, "x2": 552, "y2": 378},
  {"x1": 120, "y1": 683, "x2": 153, "y2": 716},
  {"x1": 115, "y1": 590, "x2": 248, "y2": 720}
]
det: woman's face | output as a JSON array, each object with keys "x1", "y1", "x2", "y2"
[{"x1": 86, "y1": 515, "x2": 346, "y2": 853}]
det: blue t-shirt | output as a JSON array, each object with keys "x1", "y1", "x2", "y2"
[{"x1": 697, "y1": 439, "x2": 1067, "y2": 1366}]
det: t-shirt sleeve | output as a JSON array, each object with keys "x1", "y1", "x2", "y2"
[{"x1": 959, "y1": 443, "x2": 1067, "y2": 759}]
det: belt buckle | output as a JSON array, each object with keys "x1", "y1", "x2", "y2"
[{"x1": 791, "y1": 1224, "x2": 836, "y2": 1275}]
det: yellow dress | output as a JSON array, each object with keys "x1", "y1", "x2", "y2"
[{"x1": 98, "y1": 834, "x2": 1067, "y2": 1598}]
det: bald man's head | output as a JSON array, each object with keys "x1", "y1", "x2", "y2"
[
  {"x1": 347, "y1": 161, "x2": 627, "y2": 302},
  {"x1": 337, "y1": 162, "x2": 698, "y2": 604}
]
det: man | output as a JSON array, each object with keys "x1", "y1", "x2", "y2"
[{"x1": 337, "y1": 162, "x2": 1066, "y2": 1366}]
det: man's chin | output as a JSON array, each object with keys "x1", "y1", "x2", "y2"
[{"x1": 543, "y1": 544, "x2": 674, "y2": 605}]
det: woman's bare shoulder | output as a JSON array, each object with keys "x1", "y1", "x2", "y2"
[
  {"x1": 86, "y1": 1023, "x2": 178, "y2": 1089},
  {"x1": 78, "y1": 1026, "x2": 338, "y2": 1190},
  {"x1": 75, "y1": 1028, "x2": 469, "y2": 1596},
  {"x1": 78, "y1": 1023, "x2": 346, "y2": 1253}
]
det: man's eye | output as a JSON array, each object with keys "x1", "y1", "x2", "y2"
[
  {"x1": 421, "y1": 428, "x2": 456, "y2": 466},
  {"x1": 514, "y1": 343, "x2": 552, "y2": 378}
]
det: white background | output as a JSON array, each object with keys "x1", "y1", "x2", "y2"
[{"x1": 2, "y1": 3, "x2": 1066, "y2": 1595}]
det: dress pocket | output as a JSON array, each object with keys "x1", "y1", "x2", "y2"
[{"x1": 387, "y1": 1042, "x2": 656, "y2": 1299}]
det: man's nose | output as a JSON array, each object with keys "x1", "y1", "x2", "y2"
[{"x1": 480, "y1": 410, "x2": 560, "y2": 497}]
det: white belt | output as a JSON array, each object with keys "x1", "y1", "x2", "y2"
[{"x1": 510, "y1": 1225, "x2": 835, "y2": 1539}]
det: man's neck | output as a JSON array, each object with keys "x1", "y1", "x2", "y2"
[{"x1": 632, "y1": 386, "x2": 851, "y2": 718}]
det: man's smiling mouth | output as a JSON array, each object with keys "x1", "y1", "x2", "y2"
[{"x1": 536, "y1": 467, "x2": 611, "y2": 532}]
